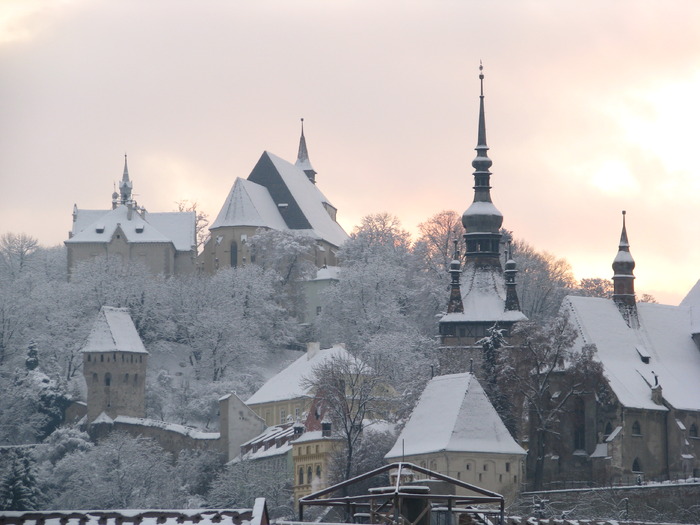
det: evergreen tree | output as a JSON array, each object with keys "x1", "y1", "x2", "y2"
[{"x1": 0, "y1": 450, "x2": 42, "y2": 510}]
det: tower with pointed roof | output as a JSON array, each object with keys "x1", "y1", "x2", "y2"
[
  {"x1": 612, "y1": 210, "x2": 638, "y2": 326},
  {"x1": 82, "y1": 307, "x2": 148, "y2": 423},
  {"x1": 438, "y1": 66, "x2": 526, "y2": 378},
  {"x1": 295, "y1": 118, "x2": 317, "y2": 184}
]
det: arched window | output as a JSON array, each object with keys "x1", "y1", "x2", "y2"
[
  {"x1": 307, "y1": 466, "x2": 313, "y2": 482},
  {"x1": 92, "y1": 373, "x2": 98, "y2": 383},
  {"x1": 298, "y1": 468, "x2": 304, "y2": 485},
  {"x1": 87, "y1": 354, "x2": 91, "y2": 362},
  {"x1": 632, "y1": 421, "x2": 641, "y2": 436},
  {"x1": 690, "y1": 423, "x2": 698, "y2": 438},
  {"x1": 316, "y1": 465, "x2": 321, "y2": 478},
  {"x1": 230, "y1": 241, "x2": 238, "y2": 268},
  {"x1": 134, "y1": 373, "x2": 138, "y2": 385},
  {"x1": 124, "y1": 373, "x2": 129, "y2": 383},
  {"x1": 632, "y1": 457, "x2": 642, "y2": 472},
  {"x1": 105, "y1": 372, "x2": 112, "y2": 386}
]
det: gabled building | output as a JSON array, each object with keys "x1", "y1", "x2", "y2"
[
  {"x1": 65, "y1": 156, "x2": 196, "y2": 276},
  {"x1": 384, "y1": 372, "x2": 525, "y2": 502},
  {"x1": 245, "y1": 343, "x2": 351, "y2": 427},
  {"x1": 200, "y1": 122, "x2": 349, "y2": 272},
  {"x1": 438, "y1": 67, "x2": 526, "y2": 377},
  {"x1": 536, "y1": 212, "x2": 700, "y2": 487}
]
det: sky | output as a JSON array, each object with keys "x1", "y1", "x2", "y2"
[{"x1": 1, "y1": 0, "x2": 699, "y2": 305}]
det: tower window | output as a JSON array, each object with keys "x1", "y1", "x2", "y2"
[
  {"x1": 134, "y1": 373, "x2": 138, "y2": 385},
  {"x1": 299, "y1": 468, "x2": 304, "y2": 485},
  {"x1": 632, "y1": 458, "x2": 642, "y2": 473},
  {"x1": 92, "y1": 373, "x2": 98, "y2": 383},
  {"x1": 307, "y1": 466, "x2": 313, "y2": 482},
  {"x1": 632, "y1": 421, "x2": 642, "y2": 436},
  {"x1": 105, "y1": 373, "x2": 111, "y2": 386},
  {"x1": 124, "y1": 373, "x2": 129, "y2": 383}
]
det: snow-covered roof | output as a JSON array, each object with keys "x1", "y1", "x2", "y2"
[
  {"x1": 565, "y1": 296, "x2": 700, "y2": 412},
  {"x1": 0, "y1": 509, "x2": 257, "y2": 525},
  {"x1": 82, "y1": 306, "x2": 148, "y2": 354},
  {"x1": 210, "y1": 152, "x2": 348, "y2": 249},
  {"x1": 311, "y1": 265, "x2": 341, "y2": 281},
  {"x1": 680, "y1": 279, "x2": 700, "y2": 309},
  {"x1": 245, "y1": 344, "x2": 352, "y2": 406},
  {"x1": 236, "y1": 424, "x2": 295, "y2": 462},
  {"x1": 265, "y1": 152, "x2": 348, "y2": 248},
  {"x1": 440, "y1": 260, "x2": 527, "y2": 324},
  {"x1": 67, "y1": 205, "x2": 194, "y2": 252},
  {"x1": 210, "y1": 178, "x2": 288, "y2": 230},
  {"x1": 115, "y1": 416, "x2": 219, "y2": 440},
  {"x1": 385, "y1": 373, "x2": 525, "y2": 459}
]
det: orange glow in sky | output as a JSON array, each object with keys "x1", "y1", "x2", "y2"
[{"x1": 1, "y1": 1, "x2": 699, "y2": 305}]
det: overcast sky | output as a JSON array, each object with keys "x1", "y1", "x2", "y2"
[{"x1": 2, "y1": 0, "x2": 699, "y2": 304}]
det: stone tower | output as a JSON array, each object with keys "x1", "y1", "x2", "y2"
[
  {"x1": 82, "y1": 306, "x2": 148, "y2": 423},
  {"x1": 438, "y1": 65, "x2": 526, "y2": 378},
  {"x1": 612, "y1": 210, "x2": 638, "y2": 327}
]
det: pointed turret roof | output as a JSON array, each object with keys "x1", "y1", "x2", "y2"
[
  {"x1": 82, "y1": 306, "x2": 148, "y2": 354},
  {"x1": 295, "y1": 118, "x2": 317, "y2": 183},
  {"x1": 385, "y1": 373, "x2": 525, "y2": 458},
  {"x1": 119, "y1": 154, "x2": 133, "y2": 204}
]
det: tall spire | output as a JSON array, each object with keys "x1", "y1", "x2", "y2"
[
  {"x1": 612, "y1": 210, "x2": 638, "y2": 326},
  {"x1": 462, "y1": 63, "x2": 503, "y2": 264},
  {"x1": 119, "y1": 154, "x2": 133, "y2": 205},
  {"x1": 295, "y1": 118, "x2": 317, "y2": 183}
]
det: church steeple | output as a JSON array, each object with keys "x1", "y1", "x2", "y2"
[
  {"x1": 119, "y1": 154, "x2": 133, "y2": 205},
  {"x1": 295, "y1": 118, "x2": 317, "y2": 183},
  {"x1": 461, "y1": 63, "x2": 503, "y2": 265},
  {"x1": 612, "y1": 210, "x2": 638, "y2": 326}
]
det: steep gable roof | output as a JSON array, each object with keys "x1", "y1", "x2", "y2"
[
  {"x1": 246, "y1": 344, "x2": 351, "y2": 406},
  {"x1": 565, "y1": 296, "x2": 700, "y2": 412},
  {"x1": 67, "y1": 205, "x2": 194, "y2": 252},
  {"x1": 385, "y1": 373, "x2": 525, "y2": 459},
  {"x1": 210, "y1": 178, "x2": 288, "y2": 231},
  {"x1": 82, "y1": 306, "x2": 148, "y2": 354}
]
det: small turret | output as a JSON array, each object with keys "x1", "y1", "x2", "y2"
[
  {"x1": 504, "y1": 243, "x2": 521, "y2": 311},
  {"x1": 612, "y1": 210, "x2": 638, "y2": 327},
  {"x1": 447, "y1": 237, "x2": 464, "y2": 313},
  {"x1": 295, "y1": 118, "x2": 317, "y2": 183},
  {"x1": 119, "y1": 154, "x2": 133, "y2": 205}
]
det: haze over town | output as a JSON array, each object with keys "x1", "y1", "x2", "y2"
[{"x1": 2, "y1": 0, "x2": 700, "y2": 304}]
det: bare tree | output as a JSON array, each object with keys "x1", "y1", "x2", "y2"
[
  {"x1": 577, "y1": 277, "x2": 614, "y2": 298},
  {"x1": 414, "y1": 210, "x2": 465, "y2": 278},
  {"x1": 175, "y1": 200, "x2": 210, "y2": 252},
  {"x1": 301, "y1": 353, "x2": 384, "y2": 483},
  {"x1": 0, "y1": 233, "x2": 39, "y2": 281},
  {"x1": 503, "y1": 312, "x2": 604, "y2": 490}
]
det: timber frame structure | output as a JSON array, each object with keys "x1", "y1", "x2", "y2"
[{"x1": 298, "y1": 462, "x2": 505, "y2": 525}]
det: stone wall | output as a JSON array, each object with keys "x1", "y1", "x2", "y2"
[{"x1": 511, "y1": 483, "x2": 700, "y2": 524}]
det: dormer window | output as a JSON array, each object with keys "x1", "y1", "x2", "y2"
[
  {"x1": 636, "y1": 346, "x2": 651, "y2": 364},
  {"x1": 95, "y1": 225, "x2": 105, "y2": 233},
  {"x1": 135, "y1": 225, "x2": 144, "y2": 233},
  {"x1": 277, "y1": 203, "x2": 288, "y2": 210}
]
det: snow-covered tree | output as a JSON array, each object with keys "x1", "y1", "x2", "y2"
[
  {"x1": 175, "y1": 200, "x2": 210, "y2": 252},
  {"x1": 207, "y1": 458, "x2": 292, "y2": 518},
  {"x1": 48, "y1": 432, "x2": 178, "y2": 509},
  {"x1": 414, "y1": 210, "x2": 465, "y2": 279},
  {"x1": 0, "y1": 449, "x2": 42, "y2": 510},
  {"x1": 0, "y1": 233, "x2": 39, "y2": 282},
  {"x1": 510, "y1": 238, "x2": 576, "y2": 321}
]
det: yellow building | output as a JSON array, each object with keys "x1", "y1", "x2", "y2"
[
  {"x1": 291, "y1": 422, "x2": 341, "y2": 504},
  {"x1": 245, "y1": 343, "x2": 351, "y2": 426},
  {"x1": 384, "y1": 373, "x2": 525, "y2": 503}
]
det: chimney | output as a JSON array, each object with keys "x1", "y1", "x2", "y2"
[{"x1": 306, "y1": 341, "x2": 320, "y2": 360}]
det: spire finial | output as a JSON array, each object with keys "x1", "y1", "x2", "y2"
[
  {"x1": 295, "y1": 118, "x2": 317, "y2": 183},
  {"x1": 479, "y1": 60, "x2": 484, "y2": 96}
]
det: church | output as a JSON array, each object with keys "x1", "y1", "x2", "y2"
[
  {"x1": 198, "y1": 121, "x2": 349, "y2": 273},
  {"x1": 533, "y1": 213, "x2": 700, "y2": 487},
  {"x1": 65, "y1": 156, "x2": 197, "y2": 276}
]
